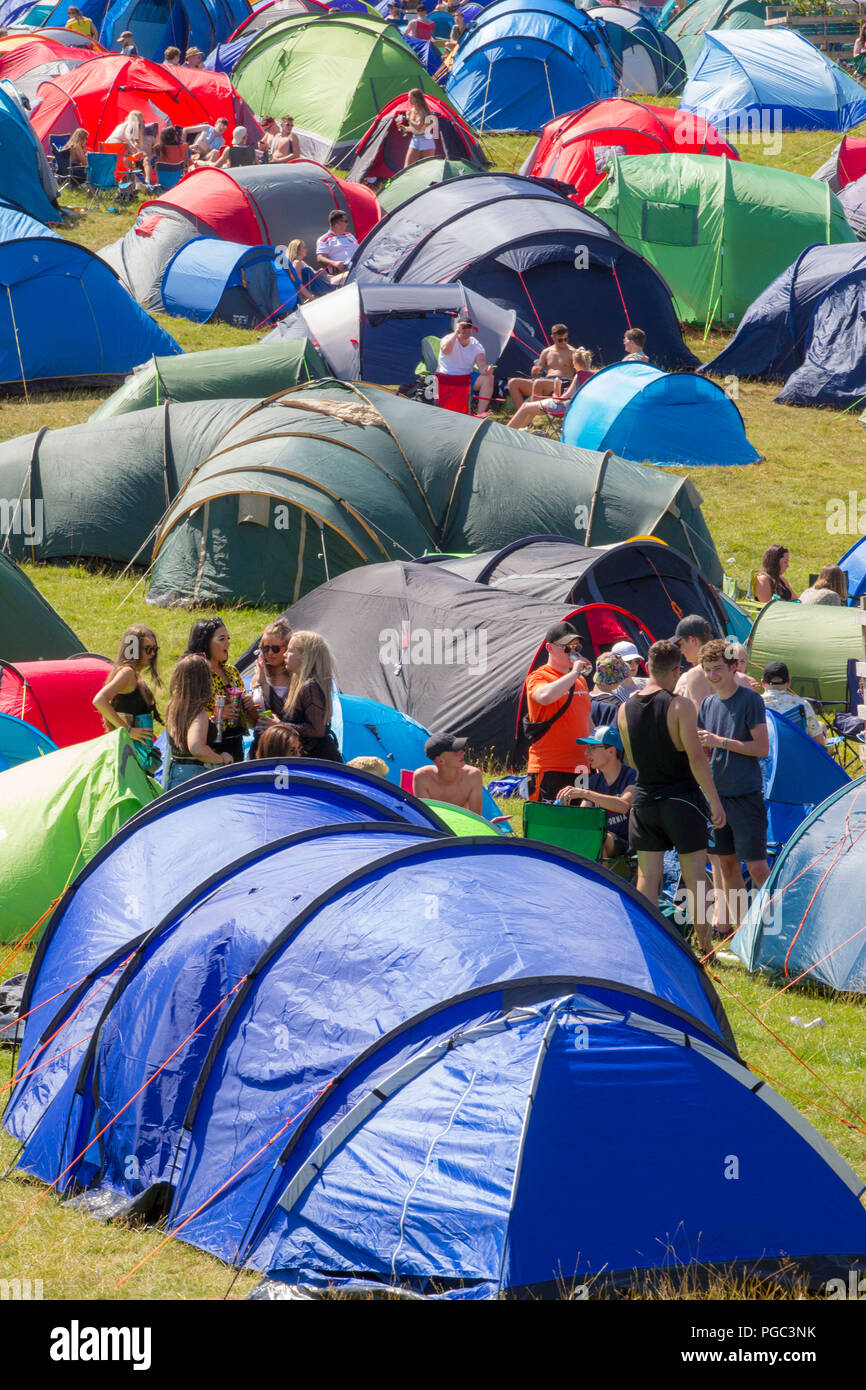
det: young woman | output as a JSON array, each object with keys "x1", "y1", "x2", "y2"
[
  {"x1": 507, "y1": 348, "x2": 595, "y2": 430},
  {"x1": 60, "y1": 127, "x2": 89, "y2": 183},
  {"x1": 249, "y1": 618, "x2": 292, "y2": 751},
  {"x1": 153, "y1": 124, "x2": 187, "y2": 168},
  {"x1": 399, "y1": 90, "x2": 439, "y2": 167},
  {"x1": 282, "y1": 630, "x2": 343, "y2": 762},
  {"x1": 284, "y1": 238, "x2": 317, "y2": 300},
  {"x1": 754, "y1": 545, "x2": 797, "y2": 603},
  {"x1": 183, "y1": 616, "x2": 257, "y2": 764},
  {"x1": 164, "y1": 655, "x2": 234, "y2": 789},
  {"x1": 254, "y1": 722, "x2": 306, "y2": 759},
  {"x1": 798, "y1": 564, "x2": 848, "y2": 606},
  {"x1": 106, "y1": 110, "x2": 151, "y2": 184},
  {"x1": 92, "y1": 624, "x2": 161, "y2": 771}
]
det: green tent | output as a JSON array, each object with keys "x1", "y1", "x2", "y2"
[
  {"x1": 747, "y1": 599, "x2": 864, "y2": 705},
  {"x1": 91, "y1": 339, "x2": 328, "y2": 421},
  {"x1": 664, "y1": 0, "x2": 765, "y2": 72},
  {"x1": 145, "y1": 380, "x2": 722, "y2": 606},
  {"x1": 378, "y1": 159, "x2": 479, "y2": 214},
  {"x1": 233, "y1": 14, "x2": 444, "y2": 166},
  {"x1": 425, "y1": 799, "x2": 502, "y2": 835},
  {"x1": 0, "y1": 729, "x2": 160, "y2": 942},
  {"x1": 587, "y1": 153, "x2": 856, "y2": 327},
  {"x1": 0, "y1": 552, "x2": 83, "y2": 662}
]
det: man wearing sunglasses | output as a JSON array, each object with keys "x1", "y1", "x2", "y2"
[
  {"x1": 524, "y1": 620, "x2": 594, "y2": 803},
  {"x1": 507, "y1": 323, "x2": 576, "y2": 409}
]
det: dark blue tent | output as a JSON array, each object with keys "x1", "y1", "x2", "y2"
[
  {"x1": 0, "y1": 711, "x2": 55, "y2": 772},
  {"x1": 0, "y1": 81, "x2": 58, "y2": 225},
  {"x1": 562, "y1": 361, "x2": 759, "y2": 466},
  {"x1": 445, "y1": 0, "x2": 616, "y2": 131},
  {"x1": 6, "y1": 0, "x2": 250, "y2": 61},
  {"x1": 347, "y1": 173, "x2": 697, "y2": 374},
  {"x1": 839, "y1": 535, "x2": 866, "y2": 600},
  {"x1": 162, "y1": 237, "x2": 284, "y2": 327},
  {"x1": 734, "y1": 775, "x2": 866, "y2": 994},
  {"x1": 589, "y1": 5, "x2": 685, "y2": 95},
  {"x1": 760, "y1": 706, "x2": 850, "y2": 847},
  {"x1": 702, "y1": 243, "x2": 866, "y2": 409},
  {"x1": 0, "y1": 205, "x2": 180, "y2": 391}
]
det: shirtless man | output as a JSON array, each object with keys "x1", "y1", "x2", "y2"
[
  {"x1": 507, "y1": 323, "x2": 576, "y2": 408},
  {"x1": 412, "y1": 733, "x2": 483, "y2": 813},
  {"x1": 672, "y1": 617, "x2": 760, "y2": 709},
  {"x1": 270, "y1": 115, "x2": 301, "y2": 162}
]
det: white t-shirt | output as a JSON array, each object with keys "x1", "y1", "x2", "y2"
[
  {"x1": 437, "y1": 334, "x2": 483, "y2": 373},
  {"x1": 316, "y1": 231, "x2": 358, "y2": 264}
]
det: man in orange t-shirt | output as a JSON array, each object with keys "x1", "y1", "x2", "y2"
[{"x1": 525, "y1": 621, "x2": 593, "y2": 802}]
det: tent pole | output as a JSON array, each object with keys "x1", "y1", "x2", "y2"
[
  {"x1": 6, "y1": 287, "x2": 29, "y2": 406},
  {"x1": 585, "y1": 450, "x2": 611, "y2": 545}
]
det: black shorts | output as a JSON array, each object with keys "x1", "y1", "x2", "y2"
[
  {"x1": 709, "y1": 791, "x2": 767, "y2": 862},
  {"x1": 629, "y1": 790, "x2": 708, "y2": 856},
  {"x1": 528, "y1": 770, "x2": 577, "y2": 804}
]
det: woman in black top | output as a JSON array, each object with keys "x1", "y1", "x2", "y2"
[
  {"x1": 754, "y1": 545, "x2": 797, "y2": 603},
  {"x1": 184, "y1": 616, "x2": 257, "y2": 764},
  {"x1": 283, "y1": 630, "x2": 342, "y2": 762},
  {"x1": 92, "y1": 624, "x2": 161, "y2": 770}
]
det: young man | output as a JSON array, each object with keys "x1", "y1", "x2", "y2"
[
  {"x1": 524, "y1": 620, "x2": 593, "y2": 803},
  {"x1": 760, "y1": 661, "x2": 825, "y2": 745},
  {"x1": 697, "y1": 638, "x2": 770, "y2": 928},
  {"x1": 557, "y1": 724, "x2": 636, "y2": 859},
  {"x1": 405, "y1": 3, "x2": 435, "y2": 38},
  {"x1": 673, "y1": 617, "x2": 758, "y2": 709},
  {"x1": 507, "y1": 323, "x2": 576, "y2": 408},
  {"x1": 66, "y1": 6, "x2": 99, "y2": 40},
  {"x1": 413, "y1": 733, "x2": 483, "y2": 813},
  {"x1": 190, "y1": 116, "x2": 229, "y2": 162},
  {"x1": 618, "y1": 638, "x2": 725, "y2": 956},
  {"x1": 214, "y1": 125, "x2": 257, "y2": 168},
  {"x1": 622, "y1": 327, "x2": 648, "y2": 362},
  {"x1": 436, "y1": 310, "x2": 495, "y2": 414},
  {"x1": 270, "y1": 115, "x2": 301, "y2": 162},
  {"x1": 611, "y1": 640, "x2": 647, "y2": 691},
  {"x1": 118, "y1": 29, "x2": 137, "y2": 54},
  {"x1": 316, "y1": 209, "x2": 359, "y2": 284}
]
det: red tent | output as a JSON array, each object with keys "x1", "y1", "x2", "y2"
[
  {"x1": 169, "y1": 66, "x2": 262, "y2": 142},
  {"x1": 524, "y1": 98, "x2": 738, "y2": 204},
  {"x1": 0, "y1": 33, "x2": 95, "y2": 85},
  {"x1": 0, "y1": 657, "x2": 112, "y2": 749},
  {"x1": 31, "y1": 55, "x2": 216, "y2": 148},
  {"x1": 347, "y1": 93, "x2": 489, "y2": 183},
  {"x1": 836, "y1": 135, "x2": 866, "y2": 189}
]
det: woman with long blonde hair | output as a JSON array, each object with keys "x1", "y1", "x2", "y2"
[
  {"x1": 283, "y1": 630, "x2": 342, "y2": 761},
  {"x1": 164, "y1": 655, "x2": 234, "y2": 789},
  {"x1": 92, "y1": 624, "x2": 162, "y2": 770}
]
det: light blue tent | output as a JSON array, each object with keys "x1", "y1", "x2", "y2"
[
  {"x1": 0, "y1": 81, "x2": 58, "y2": 225},
  {"x1": 445, "y1": 0, "x2": 616, "y2": 132},
  {"x1": 716, "y1": 587, "x2": 752, "y2": 644},
  {"x1": 562, "y1": 362, "x2": 760, "y2": 467},
  {"x1": 0, "y1": 711, "x2": 55, "y2": 771},
  {"x1": 161, "y1": 238, "x2": 284, "y2": 327},
  {"x1": 3, "y1": 0, "x2": 250, "y2": 61},
  {"x1": 839, "y1": 534, "x2": 866, "y2": 600},
  {"x1": 760, "y1": 705, "x2": 849, "y2": 847},
  {"x1": 734, "y1": 775, "x2": 866, "y2": 993},
  {"x1": 681, "y1": 29, "x2": 866, "y2": 134}
]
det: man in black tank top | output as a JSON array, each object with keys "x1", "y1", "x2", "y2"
[{"x1": 618, "y1": 639, "x2": 725, "y2": 957}]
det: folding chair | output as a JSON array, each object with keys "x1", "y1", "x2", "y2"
[
  {"x1": 522, "y1": 802, "x2": 607, "y2": 861},
  {"x1": 821, "y1": 658, "x2": 865, "y2": 773},
  {"x1": 52, "y1": 145, "x2": 76, "y2": 193},
  {"x1": 434, "y1": 372, "x2": 473, "y2": 413},
  {"x1": 153, "y1": 161, "x2": 186, "y2": 191},
  {"x1": 84, "y1": 151, "x2": 123, "y2": 210}
]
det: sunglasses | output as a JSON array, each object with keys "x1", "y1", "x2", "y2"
[
  {"x1": 561, "y1": 641, "x2": 582, "y2": 654},
  {"x1": 261, "y1": 643, "x2": 286, "y2": 654},
  {"x1": 143, "y1": 645, "x2": 159, "y2": 655}
]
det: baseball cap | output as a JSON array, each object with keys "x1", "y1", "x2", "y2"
[
  {"x1": 611, "y1": 640, "x2": 640, "y2": 663},
  {"x1": 671, "y1": 615, "x2": 713, "y2": 645},
  {"x1": 425, "y1": 732, "x2": 468, "y2": 759},
  {"x1": 576, "y1": 725, "x2": 623, "y2": 751},
  {"x1": 545, "y1": 620, "x2": 580, "y2": 647},
  {"x1": 762, "y1": 661, "x2": 789, "y2": 687}
]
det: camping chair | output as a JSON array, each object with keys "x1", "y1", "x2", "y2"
[
  {"x1": 522, "y1": 802, "x2": 607, "y2": 861},
  {"x1": 435, "y1": 372, "x2": 473, "y2": 413},
  {"x1": 99, "y1": 142, "x2": 141, "y2": 201},
  {"x1": 153, "y1": 161, "x2": 186, "y2": 191},
  {"x1": 51, "y1": 146, "x2": 76, "y2": 193},
  {"x1": 84, "y1": 151, "x2": 124, "y2": 210},
  {"x1": 820, "y1": 659, "x2": 865, "y2": 773}
]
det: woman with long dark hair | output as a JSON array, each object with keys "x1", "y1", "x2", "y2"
[
  {"x1": 184, "y1": 616, "x2": 256, "y2": 763},
  {"x1": 754, "y1": 545, "x2": 797, "y2": 603},
  {"x1": 164, "y1": 655, "x2": 234, "y2": 789},
  {"x1": 92, "y1": 624, "x2": 162, "y2": 771}
]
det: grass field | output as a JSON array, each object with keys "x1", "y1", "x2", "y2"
[{"x1": 1, "y1": 119, "x2": 865, "y2": 1301}]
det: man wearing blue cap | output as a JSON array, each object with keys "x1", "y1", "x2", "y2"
[{"x1": 557, "y1": 724, "x2": 636, "y2": 859}]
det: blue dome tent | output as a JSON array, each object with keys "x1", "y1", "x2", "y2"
[
  {"x1": 161, "y1": 237, "x2": 285, "y2": 327},
  {"x1": 681, "y1": 29, "x2": 866, "y2": 134},
  {"x1": 760, "y1": 706, "x2": 850, "y2": 847},
  {"x1": 7, "y1": 0, "x2": 251, "y2": 61},
  {"x1": 445, "y1": 0, "x2": 616, "y2": 132},
  {"x1": 347, "y1": 173, "x2": 698, "y2": 374},
  {"x1": 0, "y1": 711, "x2": 55, "y2": 772},
  {"x1": 0, "y1": 81, "x2": 58, "y2": 225},
  {"x1": 562, "y1": 361, "x2": 759, "y2": 466},
  {"x1": 0, "y1": 206, "x2": 180, "y2": 391},
  {"x1": 589, "y1": 5, "x2": 685, "y2": 95},
  {"x1": 702, "y1": 243, "x2": 866, "y2": 410},
  {"x1": 839, "y1": 535, "x2": 866, "y2": 600},
  {"x1": 734, "y1": 776, "x2": 866, "y2": 994}
]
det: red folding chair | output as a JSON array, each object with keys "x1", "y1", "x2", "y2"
[{"x1": 434, "y1": 372, "x2": 473, "y2": 413}]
